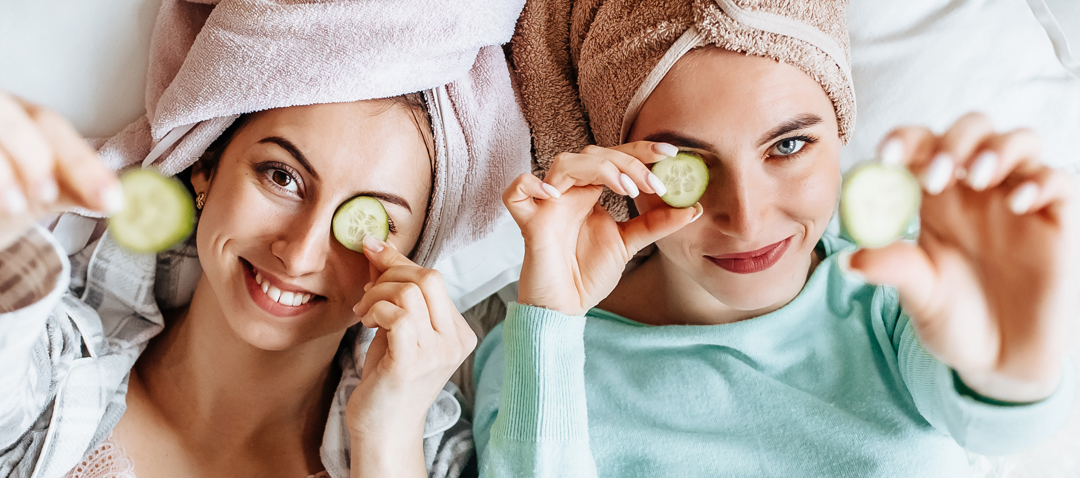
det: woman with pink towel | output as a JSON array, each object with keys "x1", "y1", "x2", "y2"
[
  {"x1": 0, "y1": 0, "x2": 529, "y2": 477},
  {"x1": 473, "y1": 0, "x2": 1077, "y2": 475}
]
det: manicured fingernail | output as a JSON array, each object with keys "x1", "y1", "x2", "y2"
[
  {"x1": 619, "y1": 173, "x2": 639, "y2": 198},
  {"x1": 101, "y1": 183, "x2": 125, "y2": 215},
  {"x1": 3, "y1": 188, "x2": 28, "y2": 214},
  {"x1": 1009, "y1": 182, "x2": 1039, "y2": 215},
  {"x1": 654, "y1": 142, "x2": 679, "y2": 157},
  {"x1": 879, "y1": 139, "x2": 904, "y2": 166},
  {"x1": 38, "y1": 178, "x2": 58, "y2": 203},
  {"x1": 363, "y1": 281, "x2": 373, "y2": 292},
  {"x1": 690, "y1": 202, "x2": 704, "y2": 222},
  {"x1": 362, "y1": 234, "x2": 384, "y2": 253},
  {"x1": 922, "y1": 153, "x2": 954, "y2": 195},
  {"x1": 647, "y1": 172, "x2": 667, "y2": 197},
  {"x1": 966, "y1": 151, "x2": 998, "y2": 191},
  {"x1": 541, "y1": 182, "x2": 561, "y2": 199},
  {"x1": 837, "y1": 250, "x2": 866, "y2": 282}
]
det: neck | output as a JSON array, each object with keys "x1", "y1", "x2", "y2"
[
  {"x1": 135, "y1": 275, "x2": 341, "y2": 459},
  {"x1": 601, "y1": 248, "x2": 821, "y2": 326}
]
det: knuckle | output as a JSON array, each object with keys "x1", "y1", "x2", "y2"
[
  {"x1": 553, "y1": 151, "x2": 574, "y2": 165},
  {"x1": 580, "y1": 145, "x2": 603, "y2": 156},
  {"x1": 417, "y1": 268, "x2": 443, "y2": 288}
]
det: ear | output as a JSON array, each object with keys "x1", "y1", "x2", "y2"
[{"x1": 190, "y1": 160, "x2": 214, "y2": 194}]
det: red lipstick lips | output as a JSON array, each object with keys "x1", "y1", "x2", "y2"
[{"x1": 708, "y1": 237, "x2": 792, "y2": 274}]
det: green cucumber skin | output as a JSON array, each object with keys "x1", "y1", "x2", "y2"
[
  {"x1": 332, "y1": 196, "x2": 389, "y2": 253},
  {"x1": 108, "y1": 169, "x2": 195, "y2": 254},
  {"x1": 651, "y1": 153, "x2": 709, "y2": 208},
  {"x1": 839, "y1": 162, "x2": 921, "y2": 249}
]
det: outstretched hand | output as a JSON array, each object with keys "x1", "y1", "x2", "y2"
[
  {"x1": 0, "y1": 92, "x2": 121, "y2": 250},
  {"x1": 505, "y1": 142, "x2": 703, "y2": 316},
  {"x1": 847, "y1": 113, "x2": 1077, "y2": 402}
]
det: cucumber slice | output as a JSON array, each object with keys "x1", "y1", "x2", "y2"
[
  {"x1": 332, "y1": 196, "x2": 389, "y2": 252},
  {"x1": 651, "y1": 153, "x2": 709, "y2": 208},
  {"x1": 108, "y1": 169, "x2": 195, "y2": 254},
  {"x1": 840, "y1": 162, "x2": 921, "y2": 248}
]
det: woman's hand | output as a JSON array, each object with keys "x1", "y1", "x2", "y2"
[
  {"x1": 345, "y1": 236, "x2": 477, "y2": 476},
  {"x1": 504, "y1": 142, "x2": 703, "y2": 316},
  {"x1": 849, "y1": 112, "x2": 1077, "y2": 403},
  {"x1": 0, "y1": 92, "x2": 122, "y2": 250}
]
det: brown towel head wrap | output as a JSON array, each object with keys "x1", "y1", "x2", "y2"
[{"x1": 512, "y1": 0, "x2": 854, "y2": 220}]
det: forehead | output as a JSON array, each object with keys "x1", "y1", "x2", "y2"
[
  {"x1": 240, "y1": 102, "x2": 432, "y2": 198},
  {"x1": 631, "y1": 47, "x2": 836, "y2": 142}
]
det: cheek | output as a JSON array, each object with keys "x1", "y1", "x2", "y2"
[{"x1": 781, "y1": 158, "x2": 840, "y2": 222}]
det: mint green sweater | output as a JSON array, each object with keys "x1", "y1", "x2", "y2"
[{"x1": 473, "y1": 235, "x2": 1075, "y2": 477}]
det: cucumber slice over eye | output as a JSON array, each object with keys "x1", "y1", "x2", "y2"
[
  {"x1": 840, "y1": 162, "x2": 922, "y2": 249},
  {"x1": 651, "y1": 153, "x2": 709, "y2": 208},
  {"x1": 107, "y1": 169, "x2": 196, "y2": 254},
  {"x1": 332, "y1": 196, "x2": 389, "y2": 253}
]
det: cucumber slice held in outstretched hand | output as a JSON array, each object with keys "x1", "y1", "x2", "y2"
[
  {"x1": 840, "y1": 162, "x2": 922, "y2": 249},
  {"x1": 332, "y1": 196, "x2": 389, "y2": 253},
  {"x1": 108, "y1": 169, "x2": 196, "y2": 254},
  {"x1": 651, "y1": 153, "x2": 709, "y2": 208}
]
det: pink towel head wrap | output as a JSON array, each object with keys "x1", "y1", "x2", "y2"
[
  {"x1": 512, "y1": 0, "x2": 854, "y2": 220},
  {"x1": 94, "y1": 0, "x2": 531, "y2": 268}
]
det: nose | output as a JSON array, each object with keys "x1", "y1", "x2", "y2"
[
  {"x1": 270, "y1": 210, "x2": 332, "y2": 277},
  {"x1": 709, "y1": 162, "x2": 767, "y2": 242}
]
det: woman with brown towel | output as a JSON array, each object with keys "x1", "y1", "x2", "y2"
[{"x1": 472, "y1": 0, "x2": 1077, "y2": 476}]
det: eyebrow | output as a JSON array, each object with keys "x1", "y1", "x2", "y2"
[
  {"x1": 756, "y1": 113, "x2": 823, "y2": 147},
  {"x1": 258, "y1": 136, "x2": 320, "y2": 181},
  {"x1": 259, "y1": 136, "x2": 413, "y2": 213},
  {"x1": 352, "y1": 191, "x2": 413, "y2": 214}
]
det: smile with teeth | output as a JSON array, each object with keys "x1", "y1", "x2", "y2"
[{"x1": 254, "y1": 272, "x2": 313, "y2": 307}]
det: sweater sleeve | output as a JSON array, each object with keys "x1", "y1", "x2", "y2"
[
  {"x1": 893, "y1": 310, "x2": 1076, "y2": 456},
  {"x1": 0, "y1": 226, "x2": 71, "y2": 452},
  {"x1": 473, "y1": 302, "x2": 598, "y2": 478}
]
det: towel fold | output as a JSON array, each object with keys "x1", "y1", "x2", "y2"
[{"x1": 511, "y1": 0, "x2": 853, "y2": 220}]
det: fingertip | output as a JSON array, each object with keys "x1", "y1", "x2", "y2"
[
  {"x1": 653, "y1": 142, "x2": 679, "y2": 158},
  {"x1": 837, "y1": 249, "x2": 867, "y2": 282},
  {"x1": 541, "y1": 182, "x2": 561, "y2": 199},
  {"x1": 619, "y1": 173, "x2": 640, "y2": 198},
  {"x1": 100, "y1": 181, "x2": 124, "y2": 215},
  {"x1": 1009, "y1": 182, "x2": 1039, "y2": 215},
  {"x1": 689, "y1": 202, "x2": 703, "y2": 222},
  {"x1": 362, "y1": 235, "x2": 386, "y2": 255},
  {"x1": 879, "y1": 139, "x2": 905, "y2": 166}
]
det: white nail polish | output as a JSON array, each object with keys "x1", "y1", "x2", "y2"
[
  {"x1": 102, "y1": 183, "x2": 125, "y2": 215},
  {"x1": 879, "y1": 140, "x2": 904, "y2": 166},
  {"x1": 4, "y1": 188, "x2": 28, "y2": 214},
  {"x1": 922, "y1": 153, "x2": 954, "y2": 195},
  {"x1": 966, "y1": 151, "x2": 997, "y2": 191},
  {"x1": 655, "y1": 143, "x2": 680, "y2": 157},
  {"x1": 362, "y1": 234, "x2": 384, "y2": 253},
  {"x1": 541, "y1": 182, "x2": 561, "y2": 199},
  {"x1": 1009, "y1": 183, "x2": 1039, "y2": 215},
  {"x1": 647, "y1": 172, "x2": 668, "y2": 197},
  {"x1": 619, "y1": 173, "x2": 640, "y2": 198},
  {"x1": 690, "y1": 202, "x2": 704, "y2": 222},
  {"x1": 38, "y1": 179, "x2": 58, "y2": 203},
  {"x1": 837, "y1": 250, "x2": 867, "y2": 282}
]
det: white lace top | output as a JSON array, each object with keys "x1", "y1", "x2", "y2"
[{"x1": 64, "y1": 435, "x2": 330, "y2": 478}]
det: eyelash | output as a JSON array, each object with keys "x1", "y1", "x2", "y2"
[
  {"x1": 768, "y1": 134, "x2": 818, "y2": 159},
  {"x1": 255, "y1": 161, "x2": 303, "y2": 196}
]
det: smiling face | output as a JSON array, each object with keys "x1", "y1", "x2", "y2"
[
  {"x1": 627, "y1": 47, "x2": 841, "y2": 315},
  {"x1": 190, "y1": 100, "x2": 432, "y2": 351}
]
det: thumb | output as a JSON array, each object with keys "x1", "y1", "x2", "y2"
[
  {"x1": 843, "y1": 241, "x2": 939, "y2": 312},
  {"x1": 618, "y1": 202, "x2": 703, "y2": 256},
  {"x1": 362, "y1": 235, "x2": 415, "y2": 275}
]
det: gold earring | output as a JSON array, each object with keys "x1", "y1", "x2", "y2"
[{"x1": 196, "y1": 192, "x2": 206, "y2": 210}]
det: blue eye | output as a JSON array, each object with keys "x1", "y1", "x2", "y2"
[{"x1": 771, "y1": 138, "x2": 805, "y2": 156}]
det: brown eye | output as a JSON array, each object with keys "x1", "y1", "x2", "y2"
[{"x1": 268, "y1": 169, "x2": 299, "y2": 193}]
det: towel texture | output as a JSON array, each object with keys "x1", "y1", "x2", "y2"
[
  {"x1": 512, "y1": 0, "x2": 854, "y2": 220},
  {"x1": 91, "y1": 0, "x2": 530, "y2": 267}
]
